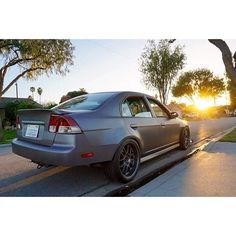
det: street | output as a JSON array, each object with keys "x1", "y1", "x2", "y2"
[{"x1": 0, "y1": 117, "x2": 236, "y2": 196}]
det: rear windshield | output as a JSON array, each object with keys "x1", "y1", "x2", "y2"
[{"x1": 53, "y1": 92, "x2": 115, "y2": 111}]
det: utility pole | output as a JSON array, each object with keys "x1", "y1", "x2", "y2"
[{"x1": 15, "y1": 83, "x2": 18, "y2": 99}]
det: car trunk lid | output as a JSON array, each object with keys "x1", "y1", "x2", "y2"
[{"x1": 17, "y1": 109, "x2": 69, "y2": 146}]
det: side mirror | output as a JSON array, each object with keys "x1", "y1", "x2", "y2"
[{"x1": 170, "y1": 111, "x2": 178, "y2": 119}]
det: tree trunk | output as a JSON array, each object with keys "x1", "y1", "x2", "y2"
[
  {"x1": 208, "y1": 39, "x2": 236, "y2": 86},
  {"x1": 0, "y1": 67, "x2": 42, "y2": 97},
  {"x1": 0, "y1": 73, "x2": 4, "y2": 140},
  {"x1": 0, "y1": 117, "x2": 3, "y2": 141},
  {"x1": 0, "y1": 73, "x2": 4, "y2": 96}
]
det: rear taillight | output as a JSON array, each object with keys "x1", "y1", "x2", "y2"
[
  {"x1": 16, "y1": 116, "x2": 21, "y2": 129},
  {"x1": 48, "y1": 115, "x2": 82, "y2": 134}
]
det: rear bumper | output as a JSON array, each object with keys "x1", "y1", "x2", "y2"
[{"x1": 12, "y1": 138, "x2": 114, "y2": 166}]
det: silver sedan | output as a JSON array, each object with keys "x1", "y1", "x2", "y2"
[{"x1": 12, "y1": 91, "x2": 190, "y2": 182}]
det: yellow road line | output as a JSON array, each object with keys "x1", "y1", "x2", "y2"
[{"x1": 0, "y1": 166, "x2": 70, "y2": 195}]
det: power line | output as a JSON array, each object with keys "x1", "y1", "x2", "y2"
[{"x1": 87, "y1": 40, "x2": 139, "y2": 65}]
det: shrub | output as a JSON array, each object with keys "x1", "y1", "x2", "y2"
[{"x1": 4, "y1": 100, "x2": 40, "y2": 127}]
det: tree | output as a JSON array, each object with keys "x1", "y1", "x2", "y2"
[
  {"x1": 172, "y1": 71, "x2": 195, "y2": 103},
  {"x1": 208, "y1": 39, "x2": 236, "y2": 86},
  {"x1": 140, "y1": 40, "x2": 186, "y2": 104},
  {"x1": 169, "y1": 39, "x2": 236, "y2": 87},
  {"x1": 172, "y1": 69, "x2": 225, "y2": 105},
  {"x1": 226, "y1": 74, "x2": 236, "y2": 109},
  {"x1": 43, "y1": 102, "x2": 57, "y2": 109},
  {"x1": 30, "y1": 86, "x2": 35, "y2": 100},
  {"x1": 198, "y1": 76, "x2": 225, "y2": 105},
  {"x1": 59, "y1": 88, "x2": 88, "y2": 103},
  {"x1": 60, "y1": 95, "x2": 71, "y2": 103},
  {"x1": 37, "y1": 87, "x2": 43, "y2": 104},
  {"x1": 0, "y1": 40, "x2": 74, "y2": 97},
  {"x1": 4, "y1": 100, "x2": 41, "y2": 126},
  {"x1": 202, "y1": 70, "x2": 225, "y2": 102}
]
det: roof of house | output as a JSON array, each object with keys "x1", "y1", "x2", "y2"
[
  {"x1": 0, "y1": 97, "x2": 42, "y2": 109},
  {"x1": 166, "y1": 103, "x2": 184, "y2": 113}
]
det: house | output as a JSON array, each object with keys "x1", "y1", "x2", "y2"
[{"x1": 0, "y1": 97, "x2": 42, "y2": 122}]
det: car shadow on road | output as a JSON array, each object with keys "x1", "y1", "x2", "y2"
[{"x1": 0, "y1": 165, "x2": 112, "y2": 197}]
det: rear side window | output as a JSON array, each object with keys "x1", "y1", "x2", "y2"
[
  {"x1": 121, "y1": 97, "x2": 152, "y2": 118},
  {"x1": 53, "y1": 93, "x2": 115, "y2": 111}
]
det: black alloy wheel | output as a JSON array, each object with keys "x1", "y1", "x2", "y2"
[
  {"x1": 180, "y1": 127, "x2": 190, "y2": 150},
  {"x1": 104, "y1": 139, "x2": 140, "y2": 183}
]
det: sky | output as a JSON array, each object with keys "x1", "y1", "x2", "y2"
[{"x1": 3, "y1": 39, "x2": 236, "y2": 105}]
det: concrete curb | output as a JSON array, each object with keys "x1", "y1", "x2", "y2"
[
  {"x1": 203, "y1": 126, "x2": 236, "y2": 152},
  {"x1": 0, "y1": 143, "x2": 12, "y2": 148}
]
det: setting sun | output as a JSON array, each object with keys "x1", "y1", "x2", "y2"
[{"x1": 195, "y1": 98, "x2": 212, "y2": 110}]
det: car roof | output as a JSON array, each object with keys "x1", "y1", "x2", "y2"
[{"x1": 88, "y1": 91, "x2": 154, "y2": 98}]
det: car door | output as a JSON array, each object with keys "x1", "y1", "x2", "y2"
[
  {"x1": 145, "y1": 97, "x2": 181, "y2": 148},
  {"x1": 121, "y1": 96, "x2": 165, "y2": 154}
]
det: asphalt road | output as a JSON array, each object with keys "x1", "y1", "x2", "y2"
[{"x1": 0, "y1": 117, "x2": 235, "y2": 196}]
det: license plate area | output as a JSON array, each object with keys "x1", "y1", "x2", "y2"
[{"x1": 25, "y1": 124, "x2": 40, "y2": 138}]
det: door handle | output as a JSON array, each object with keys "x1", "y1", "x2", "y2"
[
  {"x1": 130, "y1": 124, "x2": 138, "y2": 129},
  {"x1": 161, "y1": 123, "x2": 166, "y2": 127}
]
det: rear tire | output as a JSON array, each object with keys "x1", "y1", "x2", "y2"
[
  {"x1": 179, "y1": 127, "x2": 190, "y2": 150},
  {"x1": 104, "y1": 139, "x2": 140, "y2": 183}
]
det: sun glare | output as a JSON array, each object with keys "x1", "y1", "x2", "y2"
[{"x1": 196, "y1": 99, "x2": 212, "y2": 110}]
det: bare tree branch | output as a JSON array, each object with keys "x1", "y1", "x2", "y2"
[
  {"x1": 0, "y1": 55, "x2": 40, "y2": 72},
  {"x1": 233, "y1": 51, "x2": 236, "y2": 66},
  {"x1": 11, "y1": 47, "x2": 20, "y2": 58},
  {"x1": 208, "y1": 39, "x2": 236, "y2": 85},
  {"x1": 2, "y1": 67, "x2": 7, "y2": 78},
  {"x1": 2, "y1": 58, "x2": 24, "y2": 69},
  {"x1": 0, "y1": 67, "x2": 45, "y2": 96}
]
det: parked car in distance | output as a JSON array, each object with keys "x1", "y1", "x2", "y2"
[{"x1": 12, "y1": 91, "x2": 190, "y2": 183}]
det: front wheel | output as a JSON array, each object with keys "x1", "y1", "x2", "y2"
[
  {"x1": 179, "y1": 127, "x2": 190, "y2": 150},
  {"x1": 104, "y1": 139, "x2": 141, "y2": 183}
]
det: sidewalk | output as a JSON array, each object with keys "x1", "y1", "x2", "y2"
[
  {"x1": 130, "y1": 141, "x2": 236, "y2": 196},
  {"x1": 0, "y1": 145, "x2": 12, "y2": 156}
]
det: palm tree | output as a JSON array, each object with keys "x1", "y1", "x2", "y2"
[
  {"x1": 37, "y1": 87, "x2": 43, "y2": 104},
  {"x1": 28, "y1": 95, "x2": 33, "y2": 100},
  {"x1": 30, "y1": 87, "x2": 35, "y2": 100}
]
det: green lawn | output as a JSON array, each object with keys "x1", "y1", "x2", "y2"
[
  {"x1": 220, "y1": 128, "x2": 236, "y2": 143},
  {"x1": 0, "y1": 130, "x2": 16, "y2": 144}
]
